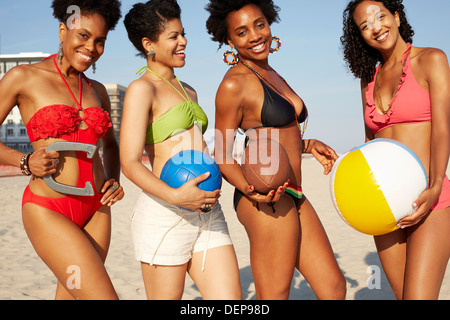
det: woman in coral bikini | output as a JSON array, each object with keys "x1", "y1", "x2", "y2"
[
  {"x1": 206, "y1": 0, "x2": 346, "y2": 300},
  {"x1": 0, "y1": 0, "x2": 123, "y2": 299},
  {"x1": 342, "y1": 0, "x2": 450, "y2": 299}
]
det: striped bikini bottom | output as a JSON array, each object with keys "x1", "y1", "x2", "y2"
[{"x1": 233, "y1": 184, "x2": 303, "y2": 212}]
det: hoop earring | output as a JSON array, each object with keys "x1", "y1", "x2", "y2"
[
  {"x1": 57, "y1": 43, "x2": 64, "y2": 64},
  {"x1": 223, "y1": 49, "x2": 239, "y2": 67},
  {"x1": 270, "y1": 36, "x2": 282, "y2": 53}
]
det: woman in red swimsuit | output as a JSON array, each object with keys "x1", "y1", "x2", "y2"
[
  {"x1": 342, "y1": 0, "x2": 450, "y2": 299},
  {"x1": 0, "y1": 0, "x2": 123, "y2": 299}
]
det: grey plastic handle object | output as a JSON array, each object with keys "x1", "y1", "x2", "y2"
[{"x1": 44, "y1": 142, "x2": 98, "y2": 196}]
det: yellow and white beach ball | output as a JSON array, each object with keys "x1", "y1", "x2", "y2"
[{"x1": 330, "y1": 139, "x2": 428, "y2": 236}]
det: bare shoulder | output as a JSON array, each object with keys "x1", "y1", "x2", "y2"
[
  {"x1": 218, "y1": 66, "x2": 252, "y2": 96},
  {"x1": 0, "y1": 63, "x2": 51, "y2": 100},
  {"x1": 126, "y1": 77, "x2": 156, "y2": 98},
  {"x1": 89, "y1": 79, "x2": 109, "y2": 101},
  {"x1": 1, "y1": 63, "x2": 37, "y2": 86},
  {"x1": 179, "y1": 81, "x2": 198, "y2": 101},
  {"x1": 414, "y1": 46, "x2": 449, "y2": 69},
  {"x1": 123, "y1": 77, "x2": 156, "y2": 115},
  {"x1": 360, "y1": 78, "x2": 369, "y2": 91}
]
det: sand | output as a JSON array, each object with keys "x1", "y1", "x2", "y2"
[{"x1": 0, "y1": 158, "x2": 449, "y2": 300}]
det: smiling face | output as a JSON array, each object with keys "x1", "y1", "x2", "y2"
[
  {"x1": 144, "y1": 18, "x2": 188, "y2": 69},
  {"x1": 226, "y1": 4, "x2": 272, "y2": 62},
  {"x1": 59, "y1": 13, "x2": 108, "y2": 72},
  {"x1": 353, "y1": 1, "x2": 401, "y2": 51}
]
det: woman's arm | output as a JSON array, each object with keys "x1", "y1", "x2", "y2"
[
  {"x1": 400, "y1": 48, "x2": 450, "y2": 227},
  {"x1": 0, "y1": 66, "x2": 59, "y2": 177},
  {"x1": 120, "y1": 80, "x2": 172, "y2": 199},
  {"x1": 91, "y1": 80, "x2": 124, "y2": 205},
  {"x1": 0, "y1": 67, "x2": 30, "y2": 167},
  {"x1": 360, "y1": 80, "x2": 375, "y2": 143},
  {"x1": 426, "y1": 49, "x2": 450, "y2": 192},
  {"x1": 302, "y1": 139, "x2": 338, "y2": 175},
  {"x1": 94, "y1": 81, "x2": 121, "y2": 181}
]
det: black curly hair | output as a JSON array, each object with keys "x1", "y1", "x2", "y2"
[
  {"x1": 124, "y1": 0, "x2": 182, "y2": 58},
  {"x1": 205, "y1": 0, "x2": 280, "y2": 49},
  {"x1": 341, "y1": 0, "x2": 414, "y2": 83},
  {"x1": 51, "y1": 0, "x2": 122, "y2": 31}
]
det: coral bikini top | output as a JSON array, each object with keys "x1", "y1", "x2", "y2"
[
  {"x1": 26, "y1": 55, "x2": 111, "y2": 144},
  {"x1": 365, "y1": 43, "x2": 432, "y2": 135}
]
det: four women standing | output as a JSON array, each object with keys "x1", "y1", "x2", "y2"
[{"x1": 0, "y1": 0, "x2": 448, "y2": 300}]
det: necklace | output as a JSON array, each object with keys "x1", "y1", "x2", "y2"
[{"x1": 374, "y1": 46, "x2": 411, "y2": 114}]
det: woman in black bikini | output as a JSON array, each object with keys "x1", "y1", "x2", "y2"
[{"x1": 206, "y1": 0, "x2": 346, "y2": 300}]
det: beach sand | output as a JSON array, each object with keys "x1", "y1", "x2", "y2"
[{"x1": 0, "y1": 158, "x2": 449, "y2": 300}]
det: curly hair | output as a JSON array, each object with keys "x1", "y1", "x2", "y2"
[
  {"x1": 124, "y1": 0, "x2": 181, "y2": 58},
  {"x1": 51, "y1": 0, "x2": 122, "y2": 31},
  {"x1": 205, "y1": 0, "x2": 280, "y2": 49},
  {"x1": 341, "y1": 0, "x2": 414, "y2": 83}
]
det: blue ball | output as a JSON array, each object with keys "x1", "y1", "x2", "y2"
[{"x1": 160, "y1": 150, "x2": 222, "y2": 191}]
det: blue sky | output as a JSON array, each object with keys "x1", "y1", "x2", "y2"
[{"x1": 1, "y1": 0, "x2": 449, "y2": 154}]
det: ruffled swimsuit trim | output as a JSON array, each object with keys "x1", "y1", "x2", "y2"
[{"x1": 365, "y1": 43, "x2": 411, "y2": 127}]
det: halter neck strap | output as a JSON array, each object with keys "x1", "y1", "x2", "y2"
[
  {"x1": 50, "y1": 55, "x2": 84, "y2": 110},
  {"x1": 137, "y1": 66, "x2": 190, "y2": 102}
]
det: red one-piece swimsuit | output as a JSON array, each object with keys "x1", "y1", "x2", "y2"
[{"x1": 22, "y1": 55, "x2": 112, "y2": 228}]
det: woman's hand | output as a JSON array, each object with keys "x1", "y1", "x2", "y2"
[
  {"x1": 309, "y1": 140, "x2": 338, "y2": 175},
  {"x1": 244, "y1": 181, "x2": 289, "y2": 205},
  {"x1": 101, "y1": 179, "x2": 125, "y2": 207},
  {"x1": 397, "y1": 186, "x2": 441, "y2": 228},
  {"x1": 27, "y1": 147, "x2": 60, "y2": 178},
  {"x1": 172, "y1": 172, "x2": 222, "y2": 212}
]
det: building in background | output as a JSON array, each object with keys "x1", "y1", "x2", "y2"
[
  {"x1": 0, "y1": 52, "x2": 49, "y2": 152},
  {"x1": 104, "y1": 83, "x2": 126, "y2": 143},
  {"x1": 0, "y1": 52, "x2": 126, "y2": 151}
]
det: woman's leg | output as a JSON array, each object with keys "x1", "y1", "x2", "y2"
[
  {"x1": 141, "y1": 262, "x2": 188, "y2": 300},
  {"x1": 237, "y1": 195, "x2": 300, "y2": 300},
  {"x1": 374, "y1": 229, "x2": 408, "y2": 300},
  {"x1": 189, "y1": 245, "x2": 242, "y2": 300},
  {"x1": 54, "y1": 205, "x2": 114, "y2": 300},
  {"x1": 295, "y1": 198, "x2": 347, "y2": 300},
  {"x1": 22, "y1": 204, "x2": 118, "y2": 300},
  {"x1": 403, "y1": 207, "x2": 450, "y2": 300}
]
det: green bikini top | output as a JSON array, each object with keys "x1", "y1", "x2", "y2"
[{"x1": 137, "y1": 67, "x2": 208, "y2": 145}]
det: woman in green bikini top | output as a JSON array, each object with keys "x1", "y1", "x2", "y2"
[
  {"x1": 137, "y1": 66, "x2": 208, "y2": 145},
  {"x1": 120, "y1": 0, "x2": 241, "y2": 301},
  {"x1": 120, "y1": 17, "x2": 217, "y2": 211}
]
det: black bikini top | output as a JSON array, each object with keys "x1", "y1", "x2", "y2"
[
  {"x1": 259, "y1": 78, "x2": 308, "y2": 127},
  {"x1": 243, "y1": 64, "x2": 308, "y2": 129}
]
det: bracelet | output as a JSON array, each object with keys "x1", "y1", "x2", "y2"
[
  {"x1": 20, "y1": 152, "x2": 33, "y2": 176},
  {"x1": 302, "y1": 139, "x2": 311, "y2": 153}
]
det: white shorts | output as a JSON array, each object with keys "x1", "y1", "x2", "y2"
[{"x1": 131, "y1": 191, "x2": 233, "y2": 268}]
